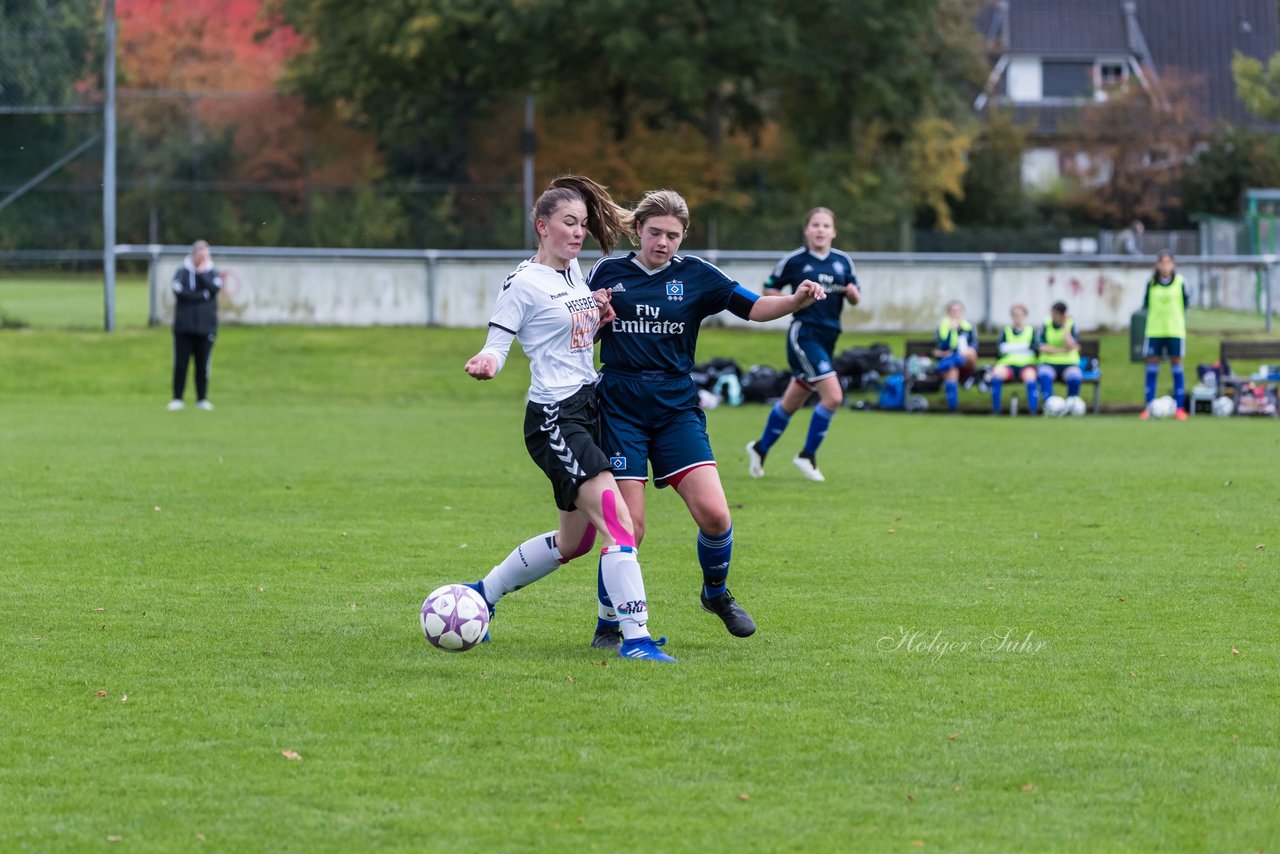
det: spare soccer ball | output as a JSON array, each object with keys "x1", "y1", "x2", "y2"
[
  {"x1": 1148, "y1": 395, "x2": 1177, "y2": 419},
  {"x1": 1212, "y1": 395, "x2": 1235, "y2": 417},
  {"x1": 1065, "y1": 395, "x2": 1087, "y2": 417},
  {"x1": 1043, "y1": 395, "x2": 1067, "y2": 417},
  {"x1": 420, "y1": 584, "x2": 489, "y2": 652}
]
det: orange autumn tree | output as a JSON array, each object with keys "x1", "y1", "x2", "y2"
[{"x1": 113, "y1": 0, "x2": 392, "y2": 245}]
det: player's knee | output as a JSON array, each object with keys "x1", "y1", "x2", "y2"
[
  {"x1": 1019, "y1": 367, "x2": 1038, "y2": 383},
  {"x1": 698, "y1": 508, "x2": 733, "y2": 536},
  {"x1": 560, "y1": 524, "x2": 597, "y2": 561},
  {"x1": 1037, "y1": 366, "x2": 1055, "y2": 381},
  {"x1": 1064, "y1": 367, "x2": 1082, "y2": 381}
]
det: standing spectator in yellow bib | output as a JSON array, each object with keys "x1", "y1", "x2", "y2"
[
  {"x1": 990, "y1": 304, "x2": 1038, "y2": 413},
  {"x1": 1140, "y1": 251, "x2": 1190, "y2": 420}
]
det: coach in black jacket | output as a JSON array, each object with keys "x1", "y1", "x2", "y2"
[{"x1": 168, "y1": 240, "x2": 222, "y2": 411}]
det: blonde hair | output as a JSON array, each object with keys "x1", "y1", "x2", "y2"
[
  {"x1": 804, "y1": 207, "x2": 835, "y2": 229},
  {"x1": 533, "y1": 176, "x2": 633, "y2": 256},
  {"x1": 632, "y1": 189, "x2": 690, "y2": 240}
]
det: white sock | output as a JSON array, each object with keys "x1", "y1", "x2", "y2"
[
  {"x1": 599, "y1": 546, "x2": 649, "y2": 641},
  {"x1": 480, "y1": 532, "x2": 561, "y2": 604}
]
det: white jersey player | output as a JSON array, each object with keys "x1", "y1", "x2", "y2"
[
  {"x1": 476, "y1": 256, "x2": 599, "y2": 405},
  {"x1": 457, "y1": 176, "x2": 675, "y2": 662}
]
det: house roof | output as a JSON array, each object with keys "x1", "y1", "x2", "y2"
[
  {"x1": 977, "y1": 0, "x2": 1280, "y2": 127},
  {"x1": 1002, "y1": 0, "x2": 1133, "y2": 56},
  {"x1": 1139, "y1": 0, "x2": 1278, "y2": 126}
]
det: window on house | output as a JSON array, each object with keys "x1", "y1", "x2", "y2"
[
  {"x1": 1041, "y1": 61, "x2": 1093, "y2": 98},
  {"x1": 1099, "y1": 62, "x2": 1127, "y2": 88}
]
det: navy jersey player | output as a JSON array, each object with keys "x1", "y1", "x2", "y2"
[
  {"x1": 746, "y1": 207, "x2": 861, "y2": 483},
  {"x1": 586, "y1": 189, "x2": 825, "y2": 648},
  {"x1": 461, "y1": 176, "x2": 674, "y2": 662}
]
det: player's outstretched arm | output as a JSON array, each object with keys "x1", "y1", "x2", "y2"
[{"x1": 748, "y1": 279, "x2": 826, "y2": 322}]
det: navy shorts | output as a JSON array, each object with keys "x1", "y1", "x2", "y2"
[
  {"x1": 523, "y1": 384, "x2": 611, "y2": 512},
  {"x1": 1144, "y1": 337, "x2": 1184, "y2": 359},
  {"x1": 598, "y1": 371, "x2": 714, "y2": 489},
  {"x1": 786, "y1": 323, "x2": 839, "y2": 383}
]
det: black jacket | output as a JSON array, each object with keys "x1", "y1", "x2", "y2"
[{"x1": 172, "y1": 257, "x2": 222, "y2": 335}]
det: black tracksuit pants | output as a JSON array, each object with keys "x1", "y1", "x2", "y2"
[{"x1": 173, "y1": 331, "x2": 216, "y2": 401}]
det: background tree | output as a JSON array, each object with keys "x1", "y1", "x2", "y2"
[
  {"x1": 1056, "y1": 73, "x2": 1201, "y2": 228},
  {"x1": 1179, "y1": 126, "x2": 1280, "y2": 221},
  {"x1": 0, "y1": 0, "x2": 101, "y2": 249},
  {"x1": 1232, "y1": 49, "x2": 1280, "y2": 122},
  {"x1": 953, "y1": 108, "x2": 1032, "y2": 228}
]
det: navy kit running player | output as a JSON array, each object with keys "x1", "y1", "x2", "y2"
[
  {"x1": 461, "y1": 176, "x2": 674, "y2": 662},
  {"x1": 586, "y1": 189, "x2": 825, "y2": 648},
  {"x1": 746, "y1": 207, "x2": 861, "y2": 483}
]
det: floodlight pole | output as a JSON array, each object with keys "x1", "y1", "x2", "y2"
[
  {"x1": 102, "y1": 0, "x2": 118, "y2": 332},
  {"x1": 522, "y1": 93, "x2": 535, "y2": 249}
]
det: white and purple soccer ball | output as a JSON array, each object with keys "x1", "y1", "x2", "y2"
[
  {"x1": 420, "y1": 584, "x2": 489, "y2": 652},
  {"x1": 1043, "y1": 395, "x2": 1067, "y2": 417},
  {"x1": 1149, "y1": 395, "x2": 1177, "y2": 419},
  {"x1": 1212, "y1": 395, "x2": 1235, "y2": 417},
  {"x1": 1065, "y1": 395, "x2": 1087, "y2": 417}
]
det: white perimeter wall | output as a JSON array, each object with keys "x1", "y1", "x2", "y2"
[{"x1": 147, "y1": 250, "x2": 1270, "y2": 331}]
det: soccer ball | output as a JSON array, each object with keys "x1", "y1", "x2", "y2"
[
  {"x1": 1212, "y1": 395, "x2": 1235, "y2": 417},
  {"x1": 1065, "y1": 395, "x2": 1087, "y2": 417},
  {"x1": 1148, "y1": 395, "x2": 1177, "y2": 419},
  {"x1": 420, "y1": 584, "x2": 489, "y2": 652},
  {"x1": 1043, "y1": 395, "x2": 1067, "y2": 417}
]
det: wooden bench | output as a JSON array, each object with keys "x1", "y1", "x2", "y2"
[
  {"x1": 902, "y1": 338, "x2": 1101, "y2": 413},
  {"x1": 1216, "y1": 339, "x2": 1280, "y2": 405}
]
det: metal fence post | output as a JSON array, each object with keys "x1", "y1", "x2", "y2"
[
  {"x1": 981, "y1": 252, "x2": 996, "y2": 330},
  {"x1": 147, "y1": 244, "x2": 160, "y2": 326},
  {"x1": 426, "y1": 249, "x2": 439, "y2": 326}
]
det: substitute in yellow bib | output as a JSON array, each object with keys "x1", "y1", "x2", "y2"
[
  {"x1": 932, "y1": 300, "x2": 978, "y2": 412},
  {"x1": 1141, "y1": 250, "x2": 1189, "y2": 420},
  {"x1": 990, "y1": 303, "x2": 1039, "y2": 413},
  {"x1": 1037, "y1": 301, "x2": 1083, "y2": 402}
]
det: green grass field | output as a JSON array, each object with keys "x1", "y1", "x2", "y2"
[{"x1": 2, "y1": 322, "x2": 1278, "y2": 852}]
